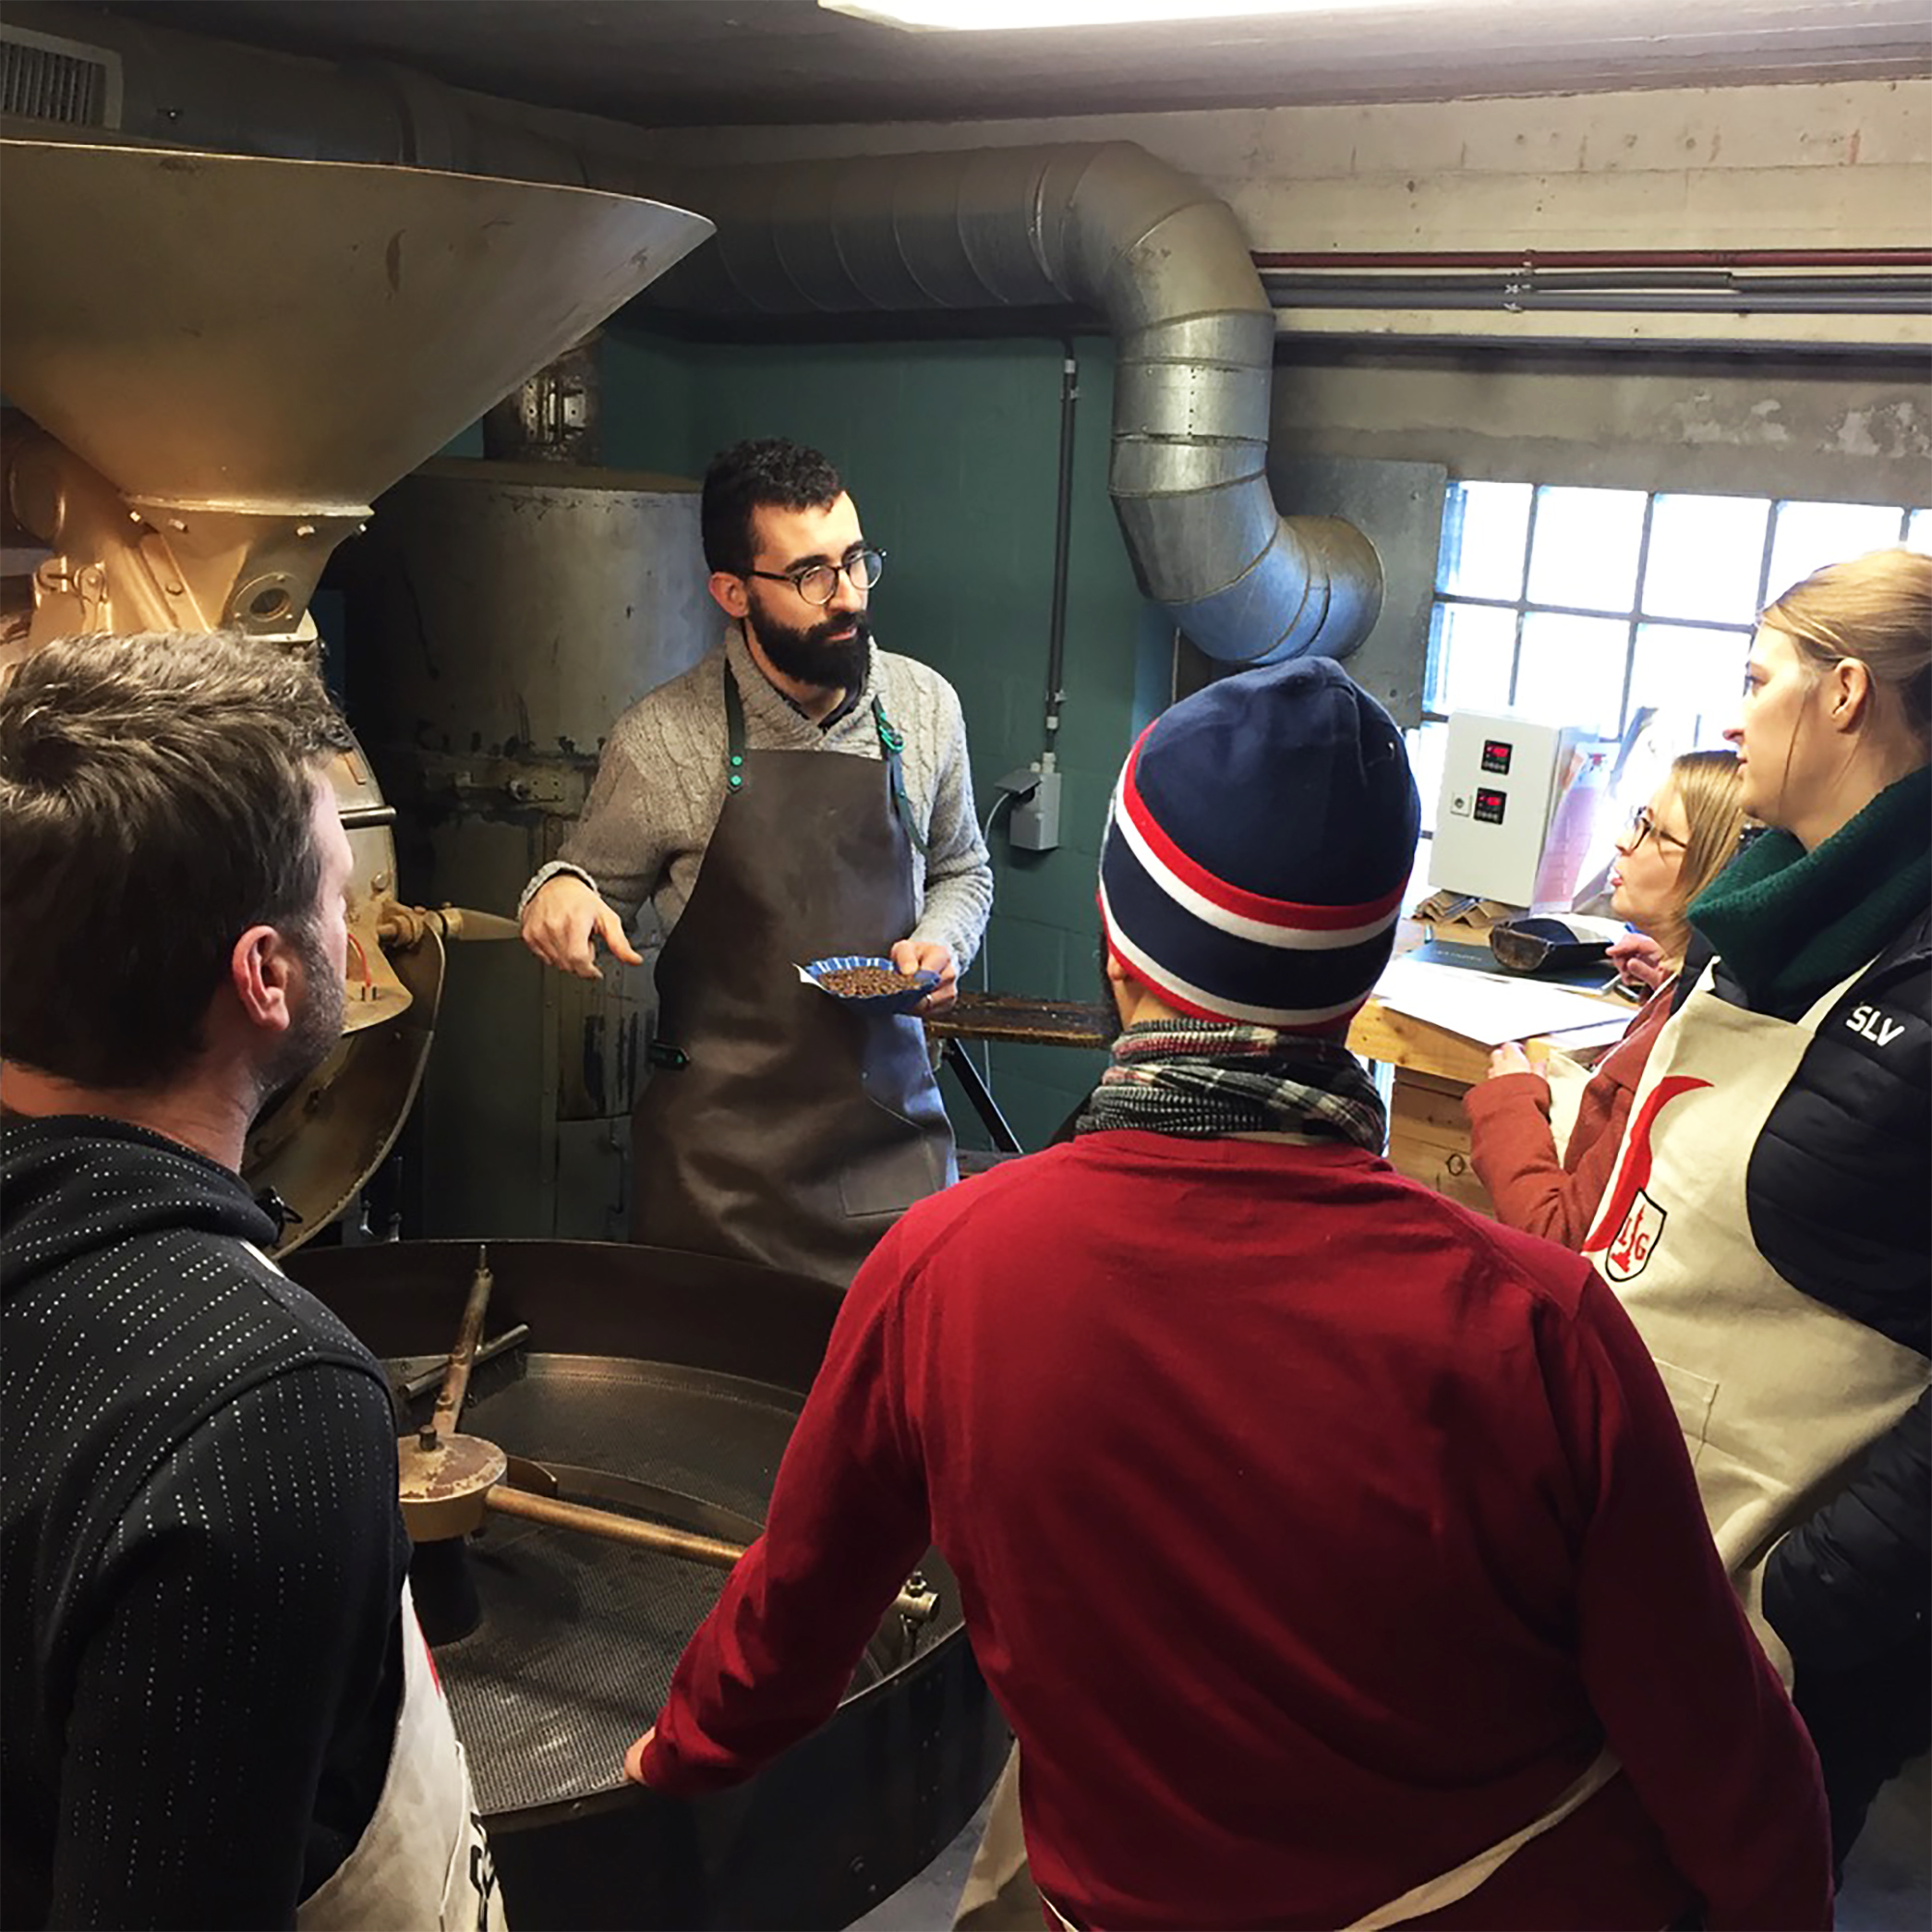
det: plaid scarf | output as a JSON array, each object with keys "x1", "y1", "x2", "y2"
[{"x1": 1074, "y1": 1019, "x2": 1387, "y2": 1152}]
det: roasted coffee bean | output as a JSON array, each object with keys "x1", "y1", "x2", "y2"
[{"x1": 817, "y1": 965, "x2": 921, "y2": 998}]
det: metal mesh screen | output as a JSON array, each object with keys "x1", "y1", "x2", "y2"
[{"x1": 434, "y1": 1355, "x2": 847, "y2": 1819}]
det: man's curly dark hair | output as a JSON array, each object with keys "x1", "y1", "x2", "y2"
[{"x1": 700, "y1": 439, "x2": 845, "y2": 576}]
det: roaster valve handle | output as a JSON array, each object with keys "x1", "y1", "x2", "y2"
[{"x1": 896, "y1": 1571, "x2": 939, "y2": 1625}]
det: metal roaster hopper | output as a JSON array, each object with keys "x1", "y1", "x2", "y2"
[{"x1": 1, "y1": 137, "x2": 1007, "y2": 1928}]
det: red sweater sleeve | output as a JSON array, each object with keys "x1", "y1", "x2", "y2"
[
  {"x1": 639, "y1": 1228, "x2": 932, "y2": 1794},
  {"x1": 1551, "y1": 1271, "x2": 1832, "y2": 1929}
]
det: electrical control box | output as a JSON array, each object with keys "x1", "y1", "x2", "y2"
[
  {"x1": 1430, "y1": 711, "x2": 1598, "y2": 908},
  {"x1": 1009, "y1": 766, "x2": 1062, "y2": 852}
]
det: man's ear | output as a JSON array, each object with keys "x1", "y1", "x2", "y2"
[
  {"x1": 1103, "y1": 951, "x2": 1129, "y2": 989},
  {"x1": 1827, "y1": 657, "x2": 1874, "y2": 732},
  {"x1": 230, "y1": 923, "x2": 296, "y2": 1036},
  {"x1": 708, "y1": 570, "x2": 750, "y2": 621}
]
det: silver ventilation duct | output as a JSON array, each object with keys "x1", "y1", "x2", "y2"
[{"x1": 652, "y1": 144, "x2": 1381, "y2": 666}]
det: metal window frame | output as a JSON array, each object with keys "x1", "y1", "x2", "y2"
[{"x1": 1412, "y1": 489, "x2": 1917, "y2": 841}]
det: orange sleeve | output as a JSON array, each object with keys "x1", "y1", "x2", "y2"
[{"x1": 1464, "y1": 1072, "x2": 1606, "y2": 1247}]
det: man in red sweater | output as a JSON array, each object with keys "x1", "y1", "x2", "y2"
[{"x1": 626, "y1": 657, "x2": 1830, "y2": 1930}]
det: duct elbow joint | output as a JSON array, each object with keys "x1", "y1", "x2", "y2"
[
  {"x1": 1166, "y1": 516, "x2": 1383, "y2": 667},
  {"x1": 1293, "y1": 517, "x2": 1384, "y2": 661}
]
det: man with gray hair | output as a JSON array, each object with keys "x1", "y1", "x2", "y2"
[{"x1": 0, "y1": 632, "x2": 501, "y2": 1930}]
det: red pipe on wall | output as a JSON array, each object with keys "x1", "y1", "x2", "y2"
[{"x1": 1252, "y1": 248, "x2": 1932, "y2": 270}]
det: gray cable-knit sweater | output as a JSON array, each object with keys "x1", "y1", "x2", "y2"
[{"x1": 522, "y1": 625, "x2": 993, "y2": 971}]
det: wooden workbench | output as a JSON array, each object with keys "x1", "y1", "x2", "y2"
[
  {"x1": 1347, "y1": 988, "x2": 1630, "y2": 1217},
  {"x1": 925, "y1": 992, "x2": 1114, "y2": 1051},
  {"x1": 1345, "y1": 1000, "x2": 1504, "y2": 1214}
]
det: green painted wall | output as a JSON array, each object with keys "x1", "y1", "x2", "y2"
[{"x1": 600, "y1": 326, "x2": 1170, "y2": 1149}]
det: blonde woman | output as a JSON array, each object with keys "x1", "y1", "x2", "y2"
[
  {"x1": 1465, "y1": 750, "x2": 1747, "y2": 1246},
  {"x1": 1584, "y1": 546, "x2": 1930, "y2": 1875}
]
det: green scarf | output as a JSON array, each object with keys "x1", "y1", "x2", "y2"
[{"x1": 1690, "y1": 762, "x2": 1932, "y2": 1009}]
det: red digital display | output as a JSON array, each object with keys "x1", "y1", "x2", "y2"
[
  {"x1": 1481, "y1": 738, "x2": 1513, "y2": 776},
  {"x1": 1474, "y1": 787, "x2": 1507, "y2": 824}
]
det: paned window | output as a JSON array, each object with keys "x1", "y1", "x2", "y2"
[{"x1": 1414, "y1": 486, "x2": 1929, "y2": 838}]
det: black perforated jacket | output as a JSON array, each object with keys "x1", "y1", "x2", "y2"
[{"x1": 0, "y1": 1117, "x2": 410, "y2": 1930}]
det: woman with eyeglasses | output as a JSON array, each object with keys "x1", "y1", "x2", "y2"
[
  {"x1": 1581, "y1": 546, "x2": 1931, "y2": 1879},
  {"x1": 1464, "y1": 750, "x2": 1747, "y2": 1247}
]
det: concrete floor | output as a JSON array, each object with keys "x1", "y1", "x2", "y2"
[
  {"x1": 852, "y1": 1755, "x2": 1931, "y2": 1930},
  {"x1": 1836, "y1": 1754, "x2": 1932, "y2": 1932}
]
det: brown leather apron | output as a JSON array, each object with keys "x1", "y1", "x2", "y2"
[{"x1": 631, "y1": 662, "x2": 956, "y2": 1285}]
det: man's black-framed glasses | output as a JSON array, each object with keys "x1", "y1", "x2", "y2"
[{"x1": 745, "y1": 547, "x2": 887, "y2": 607}]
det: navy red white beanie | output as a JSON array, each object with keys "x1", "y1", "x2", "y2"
[{"x1": 1099, "y1": 657, "x2": 1420, "y2": 1031}]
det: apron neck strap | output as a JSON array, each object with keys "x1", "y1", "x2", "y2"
[
  {"x1": 722, "y1": 666, "x2": 924, "y2": 855},
  {"x1": 872, "y1": 697, "x2": 927, "y2": 856},
  {"x1": 723, "y1": 663, "x2": 749, "y2": 795}
]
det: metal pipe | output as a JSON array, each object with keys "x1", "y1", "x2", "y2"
[
  {"x1": 397, "y1": 1322, "x2": 530, "y2": 1404},
  {"x1": 649, "y1": 143, "x2": 1383, "y2": 666},
  {"x1": 1264, "y1": 283, "x2": 1931, "y2": 315},
  {"x1": 1253, "y1": 248, "x2": 1932, "y2": 270},
  {"x1": 1263, "y1": 270, "x2": 1932, "y2": 296},
  {"x1": 485, "y1": 1483, "x2": 748, "y2": 1565},
  {"x1": 481, "y1": 1485, "x2": 941, "y2": 1623},
  {"x1": 424, "y1": 1243, "x2": 494, "y2": 1445},
  {"x1": 1044, "y1": 340, "x2": 1078, "y2": 746}
]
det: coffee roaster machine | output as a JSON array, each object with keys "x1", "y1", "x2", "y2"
[{"x1": 1, "y1": 135, "x2": 1007, "y2": 1927}]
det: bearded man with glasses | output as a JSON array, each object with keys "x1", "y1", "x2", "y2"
[{"x1": 520, "y1": 438, "x2": 992, "y2": 1285}]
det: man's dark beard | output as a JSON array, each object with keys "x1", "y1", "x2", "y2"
[
  {"x1": 252, "y1": 918, "x2": 348, "y2": 1122},
  {"x1": 747, "y1": 599, "x2": 871, "y2": 694}
]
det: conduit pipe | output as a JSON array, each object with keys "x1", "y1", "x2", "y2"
[
  {"x1": 648, "y1": 144, "x2": 1380, "y2": 665},
  {"x1": 1253, "y1": 248, "x2": 1932, "y2": 270},
  {"x1": 1264, "y1": 277, "x2": 1931, "y2": 315}
]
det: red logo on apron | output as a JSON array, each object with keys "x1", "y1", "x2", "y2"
[
  {"x1": 1603, "y1": 1187, "x2": 1668, "y2": 1281},
  {"x1": 1584, "y1": 1074, "x2": 1711, "y2": 1256}
]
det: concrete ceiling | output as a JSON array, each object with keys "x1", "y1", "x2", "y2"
[{"x1": 102, "y1": 0, "x2": 1932, "y2": 128}]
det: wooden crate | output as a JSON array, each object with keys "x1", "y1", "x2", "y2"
[{"x1": 1386, "y1": 1068, "x2": 1495, "y2": 1219}]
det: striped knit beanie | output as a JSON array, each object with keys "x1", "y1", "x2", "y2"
[{"x1": 1099, "y1": 657, "x2": 1419, "y2": 1031}]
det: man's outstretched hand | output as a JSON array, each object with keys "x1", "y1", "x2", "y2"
[{"x1": 522, "y1": 874, "x2": 643, "y2": 980}]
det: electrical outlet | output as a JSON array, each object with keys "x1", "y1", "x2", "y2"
[{"x1": 1009, "y1": 768, "x2": 1062, "y2": 852}]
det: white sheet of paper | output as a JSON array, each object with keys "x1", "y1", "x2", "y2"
[
  {"x1": 1374, "y1": 956, "x2": 1630, "y2": 1046},
  {"x1": 1538, "y1": 1015, "x2": 1640, "y2": 1056}
]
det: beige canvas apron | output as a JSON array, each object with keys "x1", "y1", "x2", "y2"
[
  {"x1": 1542, "y1": 1045, "x2": 1595, "y2": 1161},
  {"x1": 298, "y1": 1581, "x2": 506, "y2": 1932},
  {"x1": 1033, "y1": 1747, "x2": 1619, "y2": 1932},
  {"x1": 1582, "y1": 960, "x2": 1930, "y2": 1673}
]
